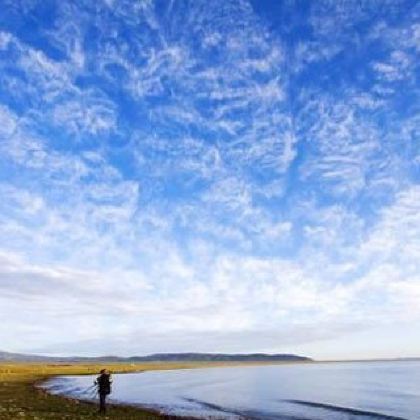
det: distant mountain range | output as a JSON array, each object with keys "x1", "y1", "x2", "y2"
[{"x1": 0, "y1": 350, "x2": 312, "y2": 363}]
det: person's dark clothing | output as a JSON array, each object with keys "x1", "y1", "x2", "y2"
[
  {"x1": 99, "y1": 392, "x2": 107, "y2": 414},
  {"x1": 96, "y1": 373, "x2": 112, "y2": 395},
  {"x1": 95, "y1": 373, "x2": 112, "y2": 414}
]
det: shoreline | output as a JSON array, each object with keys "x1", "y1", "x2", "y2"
[
  {"x1": 0, "y1": 362, "x2": 211, "y2": 419},
  {"x1": 4, "y1": 359, "x2": 415, "y2": 418},
  {"x1": 30, "y1": 360, "x2": 311, "y2": 419},
  {"x1": 34, "y1": 376, "x2": 188, "y2": 419},
  {"x1": 40, "y1": 361, "x2": 417, "y2": 420}
]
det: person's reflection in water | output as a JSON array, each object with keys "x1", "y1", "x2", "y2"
[{"x1": 95, "y1": 369, "x2": 112, "y2": 414}]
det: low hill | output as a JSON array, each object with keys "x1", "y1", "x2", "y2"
[
  {"x1": 133, "y1": 353, "x2": 312, "y2": 362},
  {"x1": 0, "y1": 350, "x2": 311, "y2": 363}
]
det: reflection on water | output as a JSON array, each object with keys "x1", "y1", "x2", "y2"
[{"x1": 43, "y1": 361, "x2": 420, "y2": 419}]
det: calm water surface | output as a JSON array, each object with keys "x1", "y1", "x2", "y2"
[{"x1": 43, "y1": 361, "x2": 420, "y2": 419}]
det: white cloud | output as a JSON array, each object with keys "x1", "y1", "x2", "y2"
[
  {"x1": 53, "y1": 95, "x2": 117, "y2": 136},
  {"x1": 298, "y1": 95, "x2": 381, "y2": 197},
  {"x1": 0, "y1": 104, "x2": 17, "y2": 137},
  {"x1": 373, "y1": 50, "x2": 415, "y2": 82},
  {"x1": 0, "y1": 31, "x2": 12, "y2": 49}
]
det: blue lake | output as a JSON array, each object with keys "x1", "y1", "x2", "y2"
[{"x1": 43, "y1": 361, "x2": 420, "y2": 419}]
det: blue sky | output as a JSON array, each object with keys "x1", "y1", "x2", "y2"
[{"x1": 0, "y1": 0, "x2": 419, "y2": 359}]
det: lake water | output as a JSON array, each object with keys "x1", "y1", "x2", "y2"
[{"x1": 43, "y1": 361, "x2": 420, "y2": 419}]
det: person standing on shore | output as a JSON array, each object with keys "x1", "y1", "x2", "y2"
[{"x1": 95, "y1": 369, "x2": 112, "y2": 414}]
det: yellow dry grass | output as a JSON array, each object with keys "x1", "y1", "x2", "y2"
[{"x1": 0, "y1": 361, "x2": 209, "y2": 419}]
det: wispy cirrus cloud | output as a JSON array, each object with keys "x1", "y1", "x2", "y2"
[{"x1": 0, "y1": 0, "x2": 418, "y2": 358}]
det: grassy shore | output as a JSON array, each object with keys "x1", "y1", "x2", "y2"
[{"x1": 0, "y1": 362, "x2": 207, "y2": 419}]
